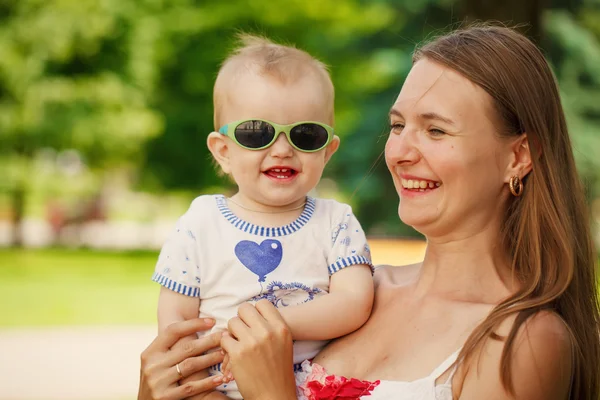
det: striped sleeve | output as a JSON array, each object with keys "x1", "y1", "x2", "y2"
[
  {"x1": 327, "y1": 205, "x2": 373, "y2": 275},
  {"x1": 152, "y1": 208, "x2": 201, "y2": 297}
]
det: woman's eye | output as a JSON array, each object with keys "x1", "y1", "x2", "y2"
[
  {"x1": 429, "y1": 128, "x2": 446, "y2": 136},
  {"x1": 390, "y1": 123, "x2": 404, "y2": 133}
]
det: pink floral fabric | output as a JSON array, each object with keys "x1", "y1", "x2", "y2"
[{"x1": 296, "y1": 361, "x2": 380, "y2": 400}]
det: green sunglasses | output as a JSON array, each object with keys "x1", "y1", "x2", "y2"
[{"x1": 218, "y1": 119, "x2": 334, "y2": 152}]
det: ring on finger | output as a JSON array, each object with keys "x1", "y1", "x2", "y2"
[{"x1": 176, "y1": 362, "x2": 183, "y2": 378}]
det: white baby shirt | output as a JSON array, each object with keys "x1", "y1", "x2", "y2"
[{"x1": 152, "y1": 194, "x2": 372, "y2": 394}]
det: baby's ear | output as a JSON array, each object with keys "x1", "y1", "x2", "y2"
[
  {"x1": 324, "y1": 135, "x2": 340, "y2": 164},
  {"x1": 207, "y1": 132, "x2": 232, "y2": 174}
]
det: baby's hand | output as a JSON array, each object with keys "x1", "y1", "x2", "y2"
[{"x1": 221, "y1": 351, "x2": 234, "y2": 383}]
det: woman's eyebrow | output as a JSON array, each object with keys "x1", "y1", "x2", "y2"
[
  {"x1": 389, "y1": 108, "x2": 402, "y2": 119},
  {"x1": 389, "y1": 108, "x2": 456, "y2": 127},
  {"x1": 419, "y1": 112, "x2": 456, "y2": 126}
]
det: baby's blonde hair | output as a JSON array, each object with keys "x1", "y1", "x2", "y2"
[{"x1": 213, "y1": 33, "x2": 335, "y2": 130}]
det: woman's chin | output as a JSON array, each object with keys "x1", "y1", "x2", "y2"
[{"x1": 398, "y1": 212, "x2": 436, "y2": 234}]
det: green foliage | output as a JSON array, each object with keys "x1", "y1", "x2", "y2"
[
  {"x1": 1, "y1": 0, "x2": 599, "y2": 239},
  {"x1": 138, "y1": 0, "x2": 454, "y2": 237},
  {"x1": 0, "y1": 0, "x2": 164, "y2": 169},
  {"x1": 544, "y1": 8, "x2": 600, "y2": 200}
]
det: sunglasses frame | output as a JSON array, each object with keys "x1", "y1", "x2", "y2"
[{"x1": 218, "y1": 119, "x2": 335, "y2": 152}]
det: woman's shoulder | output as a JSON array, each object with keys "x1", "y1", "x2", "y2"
[
  {"x1": 495, "y1": 309, "x2": 572, "y2": 368},
  {"x1": 373, "y1": 263, "x2": 421, "y2": 288},
  {"x1": 459, "y1": 310, "x2": 572, "y2": 399}
]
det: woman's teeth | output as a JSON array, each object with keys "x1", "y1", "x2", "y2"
[{"x1": 401, "y1": 179, "x2": 441, "y2": 190}]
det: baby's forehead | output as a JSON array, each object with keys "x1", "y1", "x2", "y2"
[
  {"x1": 218, "y1": 59, "x2": 330, "y2": 92},
  {"x1": 215, "y1": 68, "x2": 334, "y2": 126}
]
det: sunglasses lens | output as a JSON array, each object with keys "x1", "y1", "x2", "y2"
[
  {"x1": 234, "y1": 120, "x2": 276, "y2": 149},
  {"x1": 290, "y1": 123, "x2": 329, "y2": 151}
]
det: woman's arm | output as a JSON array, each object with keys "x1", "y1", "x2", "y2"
[
  {"x1": 138, "y1": 318, "x2": 225, "y2": 400},
  {"x1": 459, "y1": 311, "x2": 572, "y2": 400},
  {"x1": 221, "y1": 300, "x2": 298, "y2": 400},
  {"x1": 278, "y1": 264, "x2": 374, "y2": 340}
]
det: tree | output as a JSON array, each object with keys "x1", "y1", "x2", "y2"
[
  {"x1": 2, "y1": 0, "x2": 598, "y2": 246},
  {"x1": 0, "y1": 0, "x2": 164, "y2": 245},
  {"x1": 461, "y1": 0, "x2": 544, "y2": 40}
]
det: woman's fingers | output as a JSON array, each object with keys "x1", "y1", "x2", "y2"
[
  {"x1": 220, "y1": 302, "x2": 296, "y2": 399},
  {"x1": 220, "y1": 331, "x2": 238, "y2": 356},
  {"x1": 138, "y1": 319, "x2": 223, "y2": 400},
  {"x1": 221, "y1": 353, "x2": 234, "y2": 382},
  {"x1": 171, "y1": 350, "x2": 225, "y2": 381},
  {"x1": 254, "y1": 299, "x2": 286, "y2": 324},
  {"x1": 165, "y1": 331, "x2": 223, "y2": 367},
  {"x1": 163, "y1": 375, "x2": 225, "y2": 400},
  {"x1": 222, "y1": 301, "x2": 291, "y2": 357},
  {"x1": 152, "y1": 318, "x2": 215, "y2": 351},
  {"x1": 236, "y1": 300, "x2": 289, "y2": 342},
  {"x1": 227, "y1": 315, "x2": 252, "y2": 340},
  {"x1": 235, "y1": 302, "x2": 272, "y2": 338}
]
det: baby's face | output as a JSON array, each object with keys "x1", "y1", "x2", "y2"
[{"x1": 216, "y1": 73, "x2": 338, "y2": 209}]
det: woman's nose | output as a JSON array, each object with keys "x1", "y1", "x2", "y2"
[{"x1": 385, "y1": 128, "x2": 420, "y2": 166}]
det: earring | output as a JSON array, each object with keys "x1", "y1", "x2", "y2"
[{"x1": 509, "y1": 175, "x2": 523, "y2": 197}]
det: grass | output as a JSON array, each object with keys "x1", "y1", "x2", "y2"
[
  {"x1": 1, "y1": 244, "x2": 598, "y2": 327},
  {"x1": 0, "y1": 248, "x2": 160, "y2": 327},
  {"x1": 0, "y1": 239, "x2": 434, "y2": 328},
  {"x1": 0, "y1": 240, "x2": 428, "y2": 327}
]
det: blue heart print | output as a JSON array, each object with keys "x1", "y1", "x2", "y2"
[{"x1": 234, "y1": 239, "x2": 283, "y2": 282}]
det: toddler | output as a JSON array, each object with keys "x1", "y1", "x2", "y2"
[{"x1": 152, "y1": 34, "x2": 374, "y2": 399}]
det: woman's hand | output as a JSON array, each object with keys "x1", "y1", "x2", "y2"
[
  {"x1": 221, "y1": 300, "x2": 297, "y2": 400},
  {"x1": 138, "y1": 318, "x2": 225, "y2": 400}
]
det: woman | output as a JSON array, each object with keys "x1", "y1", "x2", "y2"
[{"x1": 138, "y1": 25, "x2": 600, "y2": 399}]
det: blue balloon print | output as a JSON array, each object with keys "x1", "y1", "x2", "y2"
[{"x1": 234, "y1": 239, "x2": 282, "y2": 282}]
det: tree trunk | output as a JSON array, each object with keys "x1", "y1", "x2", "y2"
[
  {"x1": 10, "y1": 184, "x2": 25, "y2": 247},
  {"x1": 460, "y1": 0, "x2": 545, "y2": 42}
]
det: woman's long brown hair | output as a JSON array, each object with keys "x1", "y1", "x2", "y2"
[{"x1": 414, "y1": 25, "x2": 600, "y2": 399}]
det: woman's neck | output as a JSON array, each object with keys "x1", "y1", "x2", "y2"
[{"x1": 413, "y1": 224, "x2": 518, "y2": 304}]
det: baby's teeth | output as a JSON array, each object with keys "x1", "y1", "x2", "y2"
[
  {"x1": 419, "y1": 181, "x2": 427, "y2": 189},
  {"x1": 429, "y1": 182, "x2": 434, "y2": 188}
]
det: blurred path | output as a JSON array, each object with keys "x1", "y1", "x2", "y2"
[{"x1": 0, "y1": 326, "x2": 155, "y2": 400}]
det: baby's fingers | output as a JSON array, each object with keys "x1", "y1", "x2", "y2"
[{"x1": 221, "y1": 353, "x2": 234, "y2": 383}]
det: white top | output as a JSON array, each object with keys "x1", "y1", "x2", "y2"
[
  {"x1": 296, "y1": 350, "x2": 459, "y2": 400},
  {"x1": 152, "y1": 195, "x2": 372, "y2": 398}
]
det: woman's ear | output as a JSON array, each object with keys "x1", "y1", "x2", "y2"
[
  {"x1": 207, "y1": 132, "x2": 232, "y2": 174},
  {"x1": 504, "y1": 133, "x2": 533, "y2": 182},
  {"x1": 324, "y1": 135, "x2": 340, "y2": 164}
]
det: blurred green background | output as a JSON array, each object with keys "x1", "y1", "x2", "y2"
[
  {"x1": 1, "y1": 0, "x2": 600, "y2": 326},
  {"x1": 0, "y1": 0, "x2": 599, "y2": 398}
]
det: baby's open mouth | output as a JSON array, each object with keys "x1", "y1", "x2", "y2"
[{"x1": 264, "y1": 168, "x2": 297, "y2": 179}]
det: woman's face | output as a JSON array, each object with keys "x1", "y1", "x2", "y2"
[{"x1": 386, "y1": 58, "x2": 515, "y2": 239}]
